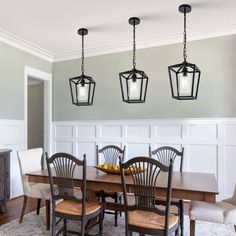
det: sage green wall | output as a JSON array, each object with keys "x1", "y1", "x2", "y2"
[
  {"x1": 28, "y1": 83, "x2": 44, "y2": 149},
  {"x1": 0, "y1": 42, "x2": 51, "y2": 120},
  {"x1": 53, "y1": 35, "x2": 236, "y2": 121}
]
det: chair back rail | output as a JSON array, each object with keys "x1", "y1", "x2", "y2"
[
  {"x1": 149, "y1": 145, "x2": 184, "y2": 172},
  {"x1": 96, "y1": 145, "x2": 126, "y2": 166}
]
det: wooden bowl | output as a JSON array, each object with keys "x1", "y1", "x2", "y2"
[{"x1": 94, "y1": 166, "x2": 145, "y2": 175}]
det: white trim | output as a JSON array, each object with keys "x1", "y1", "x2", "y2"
[
  {"x1": 0, "y1": 29, "x2": 54, "y2": 62},
  {"x1": 52, "y1": 117, "x2": 236, "y2": 200},
  {"x1": 0, "y1": 24, "x2": 236, "y2": 62},
  {"x1": 53, "y1": 24, "x2": 236, "y2": 62},
  {"x1": 24, "y1": 66, "x2": 52, "y2": 155}
]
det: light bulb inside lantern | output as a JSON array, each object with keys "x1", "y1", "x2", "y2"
[
  {"x1": 78, "y1": 83, "x2": 88, "y2": 101},
  {"x1": 128, "y1": 74, "x2": 140, "y2": 99},
  {"x1": 179, "y1": 69, "x2": 191, "y2": 96}
]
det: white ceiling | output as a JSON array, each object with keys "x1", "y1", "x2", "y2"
[{"x1": 0, "y1": 0, "x2": 236, "y2": 62}]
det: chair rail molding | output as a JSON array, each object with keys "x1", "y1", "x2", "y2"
[{"x1": 52, "y1": 118, "x2": 236, "y2": 200}]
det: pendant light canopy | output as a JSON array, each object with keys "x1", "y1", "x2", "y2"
[
  {"x1": 168, "y1": 4, "x2": 201, "y2": 100},
  {"x1": 119, "y1": 17, "x2": 148, "y2": 103},
  {"x1": 69, "y1": 28, "x2": 96, "y2": 106}
]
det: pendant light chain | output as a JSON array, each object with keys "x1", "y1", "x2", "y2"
[
  {"x1": 133, "y1": 23, "x2": 136, "y2": 69},
  {"x1": 81, "y1": 34, "x2": 85, "y2": 75},
  {"x1": 183, "y1": 11, "x2": 187, "y2": 62}
]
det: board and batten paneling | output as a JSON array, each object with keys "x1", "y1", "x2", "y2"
[
  {"x1": 0, "y1": 119, "x2": 25, "y2": 198},
  {"x1": 52, "y1": 118, "x2": 236, "y2": 200}
]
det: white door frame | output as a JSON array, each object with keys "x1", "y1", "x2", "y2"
[{"x1": 24, "y1": 66, "x2": 52, "y2": 154}]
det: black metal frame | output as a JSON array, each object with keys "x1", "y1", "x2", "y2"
[
  {"x1": 168, "y1": 4, "x2": 201, "y2": 100},
  {"x1": 149, "y1": 146, "x2": 185, "y2": 236},
  {"x1": 69, "y1": 74, "x2": 96, "y2": 106},
  {"x1": 96, "y1": 145, "x2": 126, "y2": 226},
  {"x1": 119, "y1": 68, "x2": 148, "y2": 103},
  {"x1": 120, "y1": 156, "x2": 178, "y2": 236},
  {"x1": 46, "y1": 152, "x2": 104, "y2": 236},
  {"x1": 168, "y1": 62, "x2": 201, "y2": 100},
  {"x1": 119, "y1": 17, "x2": 149, "y2": 103},
  {"x1": 69, "y1": 28, "x2": 96, "y2": 106}
]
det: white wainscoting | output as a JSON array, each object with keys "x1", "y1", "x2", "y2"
[
  {"x1": 0, "y1": 119, "x2": 25, "y2": 198},
  {"x1": 53, "y1": 118, "x2": 236, "y2": 200}
]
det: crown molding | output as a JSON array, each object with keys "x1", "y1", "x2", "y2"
[
  {"x1": 0, "y1": 29, "x2": 54, "y2": 62},
  {"x1": 0, "y1": 24, "x2": 236, "y2": 63},
  {"x1": 53, "y1": 23, "x2": 236, "y2": 62}
]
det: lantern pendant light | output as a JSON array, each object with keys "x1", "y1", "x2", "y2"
[
  {"x1": 119, "y1": 17, "x2": 148, "y2": 103},
  {"x1": 168, "y1": 4, "x2": 201, "y2": 100},
  {"x1": 69, "y1": 28, "x2": 96, "y2": 106}
]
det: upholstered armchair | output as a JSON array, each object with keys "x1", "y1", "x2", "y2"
[
  {"x1": 17, "y1": 148, "x2": 51, "y2": 230},
  {"x1": 189, "y1": 185, "x2": 236, "y2": 236}
]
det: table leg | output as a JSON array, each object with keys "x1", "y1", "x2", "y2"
[
  {"x1": 46, "y1": 200, "x2": 50, "y2": 230},
  {"x1": 190, "y1": 220, "x2": 195, "y2": 236}
]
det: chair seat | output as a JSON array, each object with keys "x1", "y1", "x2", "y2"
[
  {"x1": 189, "y1": 200, "x2": 235, "y2": 224},
  {"x1": 24, "y1": 182, "x2": 51, "y2": 199},
  {"x1": 55, "y1": 200, "x2": 102, "y2": 216},
  {"x1": 128, "y1": 210, "x2": 178, "y2": 230}
]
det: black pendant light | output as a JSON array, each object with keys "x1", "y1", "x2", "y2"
[
  {"x1": 168, "y1": 4, "x2": 201, "y2": 100},
  {"x1": 69, "y1": 28, "x2": 95, "y2": 106},
  {"x1": 119, "y1": 17, "x2": 148, "y2": 103}
]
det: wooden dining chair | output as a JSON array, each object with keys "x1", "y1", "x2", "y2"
[
  {"x1": 120, "y1": 156, "x2": 179, "y2": 236},
  {"x1": 17, "y1": 148, "x2": 51, "y2": 230},
  {"x1": 46, "y1": 152, "x2": 104, "y2": 236},
  {"x1": 149, "y1": 145, "x2": 184, "y2": 236},
  {"x1": 96, "y1": 145, "x2": 126, "y2": 226}
]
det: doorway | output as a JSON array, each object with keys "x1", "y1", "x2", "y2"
[
  {"x1": 24, "y1": 66, "x2": 52, "y2": 155},
  {"x1": 27, "y1": 78, "x2": 44, "y2": 149}
]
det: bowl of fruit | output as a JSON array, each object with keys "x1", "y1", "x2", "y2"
[{"x1": 94, "y1": 164, "x2": 145, "y2": 175}]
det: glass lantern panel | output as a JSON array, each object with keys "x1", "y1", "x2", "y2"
[
  {"x1": 178, "y1": 72, "x2": 193, "y2": 96},
  {"x1": 78, "y1": 83, "x2": 89, "y2": 102},
  {"x1": 128, "y1": 79, "x2": 141, "y2": 100}
]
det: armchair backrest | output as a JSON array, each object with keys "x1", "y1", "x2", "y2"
[
  {"x1": 120, "y1": 156, "x2": 173, "y2": 234},
  {"x1": 149, "y1": 145, "x2": 184, "y2": 172},
  {"x1": 17, "y1": 148, "x2": 43, "y2": 195},
  {"x1": 96, "y1": 145, "x2": 126, "y2": 166},
  {"x1": 46, "y1": 152, "x2": 86, "y2": 203}
]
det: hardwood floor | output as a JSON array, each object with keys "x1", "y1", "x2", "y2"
[{"x1": 0, "y1": 196, "x2": 45, "y2": 226}]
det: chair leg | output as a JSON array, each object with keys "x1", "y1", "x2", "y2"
[
  {"x1": 36, "y1": 198, "x2": 41, "y2": 215},
  {"x1": 175, "y1": 227, "x2": 180, "y2": 236},
  {"x1": 114, "y1": 193, "x2": 118, "y2": 227},
  {"x1": 63, "y1": 219, "x2": 67, "y2": 236},
  {"x1": 99, "y1": 211, "x2": 104, "y2": 235},
  {"x1": 119, "y1": 195, "x2": 122, "y2": 217},
  {"x1": 19, "y1": 196, "x2": 28, "y2": 223},
  {"x1": 179, "y1": 200, "x2": 184, "y2": 236},
  {"x1": 46, "y1": 200, "x2": 50, "y2": 230},
  {"x1": 51, "y1": 212, "x2": 56, "y2": 236},
  {"x1": 190, "y1": 220, "x2": 195, "y2": 236}
]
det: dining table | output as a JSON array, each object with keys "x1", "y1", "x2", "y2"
[{"x1": 26, "y1": 166, "x2": 218, "y2": 207}]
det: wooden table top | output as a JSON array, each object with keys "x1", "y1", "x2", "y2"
[{"x1": 26, "y1": 166, "x2": 218, "y2": 195}]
